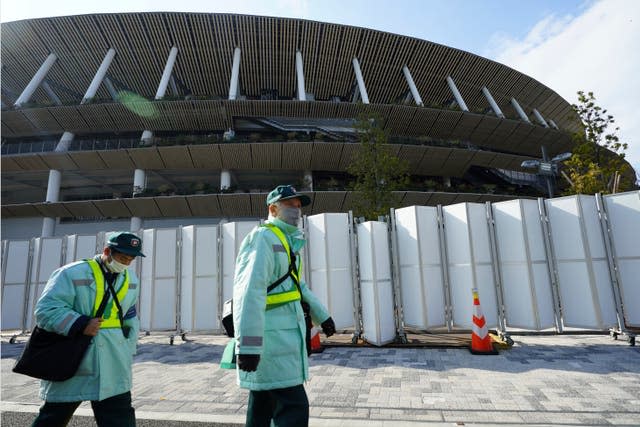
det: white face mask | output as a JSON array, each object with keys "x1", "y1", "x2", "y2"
[
  {"x1": 277, "y1": 206, "x2": 301, "y2": 226},
  {"x1": 106, "y1": 257, "x2": 128, "y2": 274}
]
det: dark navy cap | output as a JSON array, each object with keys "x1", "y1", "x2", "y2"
[
  {"x1": 107, "y1": 232, "x2": 146, "y2": 257},
  {"x1": 266, "y1": 185, "x2": 311, "y2": 207}
]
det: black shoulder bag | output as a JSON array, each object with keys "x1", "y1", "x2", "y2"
[{"x1": 12, "y1": 289, "x2": 111, "y2": 382}]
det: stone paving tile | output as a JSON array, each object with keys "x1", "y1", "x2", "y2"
[{"x1": 2, "y1": 333, "x2": 640, "y2": 425}]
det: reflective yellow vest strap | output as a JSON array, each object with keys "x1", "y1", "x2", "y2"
[
  {"x1": 263, "y1": 224, "x2": 302, "y2": 306},
  {"x1": 87, "y1": 259, "x2": 129, "y2": 329},
  {"x1": 263, "y1": 223, "x2": 302, "y2": 281}
]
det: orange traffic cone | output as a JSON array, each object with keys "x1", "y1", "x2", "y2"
[
  {"x1": 310, "y1": 327, "x2": 323, "y2": 353},
  {"x1": 470, "y1": 288, "x2": 498, "y2": 355}
]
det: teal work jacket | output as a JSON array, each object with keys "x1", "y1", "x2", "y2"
[
  {"x1": 34, "y1": 255, "x2": 140, "y2": 402},
  {"x1": 233, "y1": 218, "x2": 331, "y2": 390}
]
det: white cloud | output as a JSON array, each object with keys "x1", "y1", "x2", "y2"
[{"x1": 488, "y1": 0, "x2": 640, "y2": 180}]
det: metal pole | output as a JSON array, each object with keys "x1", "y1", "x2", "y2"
[
  {"x1": 348, "y1": 211, "x2": 363, "y2": 342},
  {"x1": 388, "y1": 209, "x2": 407, "y2": 343},
  {"x1": 436, "y1": 205, "x2": 454, "y2": 331},
  {"x1": 538, "y1": 198, "x2": 563, "y2": 333},
  {"x1": 485, "y1": 202, "x2": 508, "y2": 336},
  {"x1": 595, "y1": 193, "x2": 627, "y2": 335},
  {"x1": 541, "y1": 146, "x2": 554, "y2": 199}
]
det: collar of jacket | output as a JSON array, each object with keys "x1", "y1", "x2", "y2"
[{"x1": 267, "y1": 218, "x2": 306, "y2": 252}]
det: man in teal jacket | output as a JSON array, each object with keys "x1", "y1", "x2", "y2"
[
  {"x1": 30, "y1": 232, "x2": 144, "y2": 427},
  {"x1": 233, "y1": 185, "x2": 336, "y2": 427}
]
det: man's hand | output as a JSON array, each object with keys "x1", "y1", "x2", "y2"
[
  {"x1": 321, "y1": 317, "x2": 336, "y2": 337},
  {"x1": 83, "y1": 317, "x2": 103, "y2": 336},
  {"x1": 237, "y1": 354, "x2": 260, "y2": 372}
]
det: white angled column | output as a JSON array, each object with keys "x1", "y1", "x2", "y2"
[
  {"x1": 548, "y1": 119, "x2": 559, "y2": 130},
  {"x1": 54, "y1": 131, "x2": 75, "y2": 152},
  {"x1": 131, "y1": 46, "x2": 179, "y2": 231},
  {"x1": 130, "y1": 217, "x2": 142, "y2": 233},
  {"x1": 43, "y1": 48, "x2": 117, "y2": 236},
  {"x1": 481, "y1": 86, "x2": 504, "y2": 118},
  {"x1": 402, "y1": 65, "x2": 423, "y2": 106},
  {"x1": 221, "y1": 170, "x2": 231, "y2": 190},
  {"x1": 295, "y1": 50, "x2": 307, "y2": 101},
  {"x1": 14, "y1": 53, "x2": 57, "y2": 107},
  {"x1": 155, "y1": 46, "x2": 179, "y2": 99},
  {"x1": 228, "y1": 47, "x2": 241, "y2": 100},
  {"x1": 446, "y1": 76, "x2": 468, "y2": 112},
  {"x1": 510, "y1": 98, "x2": 531, "y2": 123},
  {"x1": 104, "y1": 77, "x2": 119, "y2": 101},
  {"x1": 304, "y1": 170, "x2": 313, "y2": 191},
  {"x1": 82, "y1": 48, "x2": 116, "y2": 103},
  {"x1": 133, "y1": 169, "x2": 147, "y2": 196},
  {"x1": 533, "y1": 108, "x2": 549, "y2": 128},
  {"x1": 352, "y1": 57, "x2": 370, "y2": 104},
  {"x1": 138, "y1": 46, "x2": 179, "y2": 146},
  {"x1": 41, "y1": 82, "x2": 62, "y2": 106},
  {"x1": 41, "y1": 169, "x2": 62, "y2": 237}
]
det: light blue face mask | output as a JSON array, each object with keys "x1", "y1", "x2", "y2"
[{"x1": 277, "y1": 206, "x2": 301, "y2": 226}]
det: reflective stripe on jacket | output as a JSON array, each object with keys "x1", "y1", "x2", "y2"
[
  {"x1": 34, "y1": 255, "x2": 140, "y2": 402},
  {"x1": 233, "y1": 218, "x2": 330, "y2": 391}
]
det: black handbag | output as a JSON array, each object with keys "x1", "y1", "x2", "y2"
[{"x1": 12, "y1": 279, "x2": 112, "y2": 382}]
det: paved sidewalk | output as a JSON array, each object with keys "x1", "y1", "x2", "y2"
[{"x1": 2, "y1": 333, "x2": 639, "y2": 426}]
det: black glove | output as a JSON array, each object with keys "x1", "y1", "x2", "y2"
[
  {"x1": 321, "y1": 317, "x2": 336, "y2": 337},
  {"x1": 237, "y1": 354, "x2": 260, "y2": 372}
]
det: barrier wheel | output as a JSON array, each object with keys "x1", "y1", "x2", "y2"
[
  {"x1": 505, "y1": 336, "x2": 514, "y2": 346},
  {"x1": 9, "y1": 336, "x2": 16, "y2": 344},
  {"x1": 181, "y1": 333, "x2": 187, "y2": 341},
  {"x1": 629, "y1": 336, "x2": 636, "y2": 347},
  {"x1": 351, "y1": 335, "x2": 358, "y2": 345},
  {"x1": 611, "y1": 331, "x2": 618, "y2": 340},
  {"x1": 169, "y1": 336, "x2": 174, "y2": 345},
  {"x1": 145, "y1": 331, "x2": 150, "y2": 336}
]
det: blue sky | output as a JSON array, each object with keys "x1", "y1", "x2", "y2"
[{"x1": 2, "y1": 0, "x2": 639, "y2": 178}]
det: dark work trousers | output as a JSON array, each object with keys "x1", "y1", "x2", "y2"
[
  {"x1": 31, "y1": 391, "x2": 135, "y2": 427},
  {"x1": 246, "y1": 384, "x2": 309, "y2": 427}
]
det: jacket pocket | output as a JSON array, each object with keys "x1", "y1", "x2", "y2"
[{"x1": 75, "y1": 341, "x2": 96, "y2": 376}]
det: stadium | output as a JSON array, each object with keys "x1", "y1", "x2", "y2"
[{"x1": 1, "y1": 12, "x2": 583, "y2": 239}]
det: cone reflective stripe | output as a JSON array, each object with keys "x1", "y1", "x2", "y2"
[
  {"x1": 472, "y1": 289, "x2": 488, "y2": 340},
  {"x1": 470, "y1": 288, "x2": 498, "y2": 355}
]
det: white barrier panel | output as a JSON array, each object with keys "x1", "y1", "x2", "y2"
[
  {"x1": 139, "y1": 228, "x2": 179, "y2": 331},
  {"x1": 357, "y1": 221, "x2": 396, "y2": 346},
  {"x1": 394, "y1": 206, "x2": 446, "y2": 330},
  {"x1": 65, "y1": 234, "x2": 99, "y2": 264},
  {"x1": 492, "y1": 199, "x2": 555, "y2": 330},
  {"x1": 306, "y1": 213, "x2": 355, "y2": 330},
  {"x1": 546, "y1": 195, "x2": 617, "y2": 329},
  {"x1": 221, "y1": 221, "x2": 260, "y2": 304},
  {"x1": 443, "y1": 203, "x2": 498, "y2": 329},
  {"x1": 25, "y1": 237, "x2": 65, "y2": 330},
  {"x1": 1, "y1": 240, "x2": 31, "y2": 331},
  {"x1": 604, "y1": 191, "x2": 640, "y2": 327},
  {"x1": 180, "y1": 225, "x2": 220, "y2": 332}
]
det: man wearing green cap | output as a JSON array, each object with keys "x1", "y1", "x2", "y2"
[
  {"x1": 29, "y1": 232, "x2": 145, "y2": 427},
  {"x1": 233, "y1": 185, "x2": 336, "y2": 427}
]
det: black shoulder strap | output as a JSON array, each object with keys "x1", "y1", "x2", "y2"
[{"x1": 266, "y1": 251, "x2": 298, "y2": 293}]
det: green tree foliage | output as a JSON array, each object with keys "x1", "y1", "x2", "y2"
[
  {"x1": 563, "y1": 91, "x2": 635, "y2": 195},
  {"x1": 347, "y1": 114, "x2": 410, "y2": 220}
]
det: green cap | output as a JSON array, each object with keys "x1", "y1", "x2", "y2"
[
  {"x1": 266, "y1": 185, "x2": 311, "y2": 207},
  {"x1": 107, "y1": 232, "x2": 146, "y2": 257}
]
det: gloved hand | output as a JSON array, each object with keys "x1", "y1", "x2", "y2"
[
  {"x1": 321, "y1": 317, "x2": 336, "y2": 337},
  {"x1": 237, "y1": 354, "x2": 260, "y2": 372}
]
